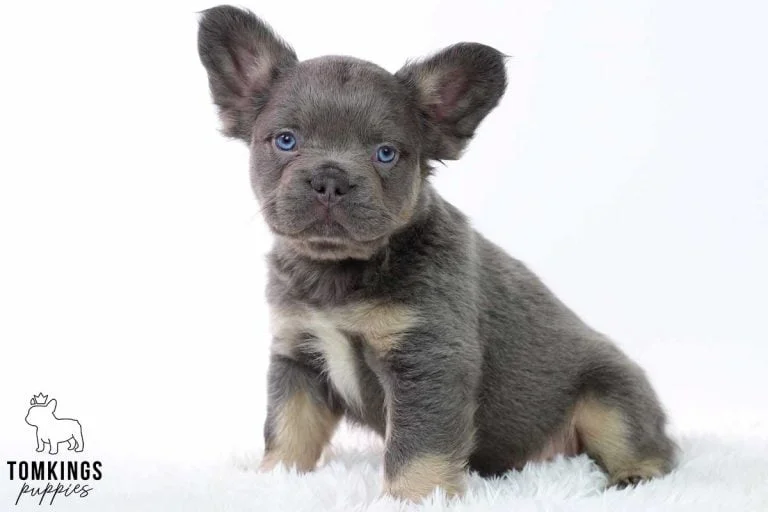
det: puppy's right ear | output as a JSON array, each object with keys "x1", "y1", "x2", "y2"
[
  {"x1": 198, "y1": 6, "x2": 298, "y2": 141},
  {"x1": 46, "y1": 399, "x2": 57, "y2": 412}
]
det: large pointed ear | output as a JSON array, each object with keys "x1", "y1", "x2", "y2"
[
  {"x1": 46, "y1": 399, "x2": 57, "y2": 412},
  {"x1": 396, "y1": 43, "x2": 507, "y2": 161},
  {"x1": 197, "y1": 6, "x2": 298, "y2": 141}
]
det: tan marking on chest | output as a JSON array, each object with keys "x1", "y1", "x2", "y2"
[
  {"x1": 271, "y1": 302, "x2": 418, "y2": 355},
  {"x1": 270, "y1": 302, "x2": 418, "y2": 408}
]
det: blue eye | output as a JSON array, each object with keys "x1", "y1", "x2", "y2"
[
  {"x1": 275, "y1": 132, "x2": 297, "y2": 151},
  {"x1": 376, "y1": 145, "x2": 398, "y2": 164}
]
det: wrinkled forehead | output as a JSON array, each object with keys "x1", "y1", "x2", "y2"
[{"x1": 265, "y1": 57, "x2": 417, "y2": 147}]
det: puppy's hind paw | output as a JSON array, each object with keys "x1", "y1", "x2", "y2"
[
  {"x1": 609, "y1": 459, "x2": 666, "y2": 489},
  {"x1": 613, "y1": 475, "x2": 647, "y2": 489}
]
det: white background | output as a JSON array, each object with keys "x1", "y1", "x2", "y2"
[{"x1": 1, "y1": 0, "x2": 766, "y2": 469}]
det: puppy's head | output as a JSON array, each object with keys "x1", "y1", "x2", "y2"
[{"x1": 198, "y1": 6, "x2": 506, "y2": 260}]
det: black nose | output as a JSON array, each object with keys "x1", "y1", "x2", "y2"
[{"x1": 309, "y1": 167, "x2": 351, "y2": 205}]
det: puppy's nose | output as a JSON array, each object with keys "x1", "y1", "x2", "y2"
[{"x1": 309, "y1": 167, "x2": 351, "y2": 205}]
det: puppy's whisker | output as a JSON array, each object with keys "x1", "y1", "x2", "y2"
[
  {"x1": 247, "y1": 201, "x2": 276, "y2": 224},
  {"x1": 257, "y1": 196, "x2": 278, "y2": 215},
  {"x1": 348, "y1": 204, "x2": 400, "y2": 223}
]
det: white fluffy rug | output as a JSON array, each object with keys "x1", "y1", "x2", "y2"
[{"x1": 10, "y1": 424, "x2": 766, "y2": 512}]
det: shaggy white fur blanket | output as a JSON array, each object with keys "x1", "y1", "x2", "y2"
[{"x1": 7, "y1": 424, "x2": 765, "y2": 512}]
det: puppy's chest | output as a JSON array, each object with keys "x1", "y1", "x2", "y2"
[{"x1": 270, "y1": 302, "x2": 417, "y2": 408}]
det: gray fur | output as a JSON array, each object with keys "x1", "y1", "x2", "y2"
[{"x1": 198, "y1": 5, "x2": 677, "y2": 495}]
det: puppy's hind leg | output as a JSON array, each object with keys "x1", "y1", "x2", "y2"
[{"x1": 574, "y1": 351, "x2": 677, "y2": 487}]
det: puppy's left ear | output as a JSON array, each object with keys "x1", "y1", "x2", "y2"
[{"x1": 397, "y1": 43, "x2": 507, "y2": 160}]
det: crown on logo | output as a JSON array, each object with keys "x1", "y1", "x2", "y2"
[{"x1": 30, "y1": 393, "x2": 48, "y2": 406}]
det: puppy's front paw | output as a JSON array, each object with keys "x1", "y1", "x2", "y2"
[
  {"x1": 258, "y1": 451, "x2": 316, "y2": 474},
  {"x1": 384, "y1": 455, "x2": 466, "y2": 502},
  {"x1": 258, "y1": 453, "x2": 279, "y2": 473}
]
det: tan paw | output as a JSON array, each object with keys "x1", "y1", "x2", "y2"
[
  {"x1": 258, "y1": 452, "x2": 315, "y2": 473},
  {"x1": 610, "y1": 458, "x2": 666, "y2": 488},
  {"x1": 384, "y1": 455, "x2": 466, "y2": 502}
]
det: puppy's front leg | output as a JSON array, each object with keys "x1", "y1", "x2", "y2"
[
  {"x1": 380, "y1": 328, "x2": 479, "y2": 502},
  {"x1": 260, "y1": 353, "x2": 342, "y2": 472}
]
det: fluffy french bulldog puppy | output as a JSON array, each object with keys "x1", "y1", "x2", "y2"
[{"x1": 198, "y1": 5, "x2": 677, "y2": 502}]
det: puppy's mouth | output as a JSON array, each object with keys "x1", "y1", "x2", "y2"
[
  {"x1": 277, "y1": 209, "x2": 390, "y2": 260},
  {"x1": 276, "y1": 202, "x2": 384, "y2": 241},
  {"x1": 280, "y1": 202, "x2": 350, "y2": 241},
  {"x1": 305, "y1": 216, "x2": 351, "y2": 241},
  {"x1": 263, "y1": 196, "x2": 398, "y2": 260}
]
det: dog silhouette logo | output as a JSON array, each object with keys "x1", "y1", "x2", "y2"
[{"x1": 25, "y1": 393, "x2": 84, "y2": 455}]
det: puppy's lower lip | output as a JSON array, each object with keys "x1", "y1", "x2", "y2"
[{"x1": 306, "y1": 216, "x2": 350, "y2": 238}]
